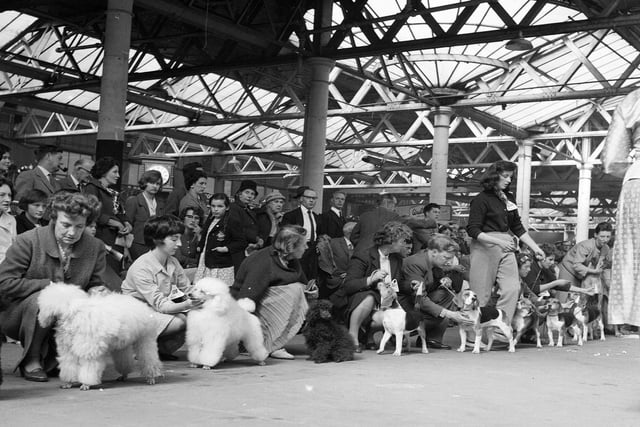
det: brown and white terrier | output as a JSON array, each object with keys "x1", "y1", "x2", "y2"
[
  {"x1": 545, "y1": 298, "x2": 583, "y2": 347},
  {"x1": 456, "y1": 290, "x2": 515, "y2": 354},
  {"x1": 565, "y1": 293, "x2": 605, "y2": 342},
  {"x1": 511, "y1": 297, "x2": 542, "y2": 348}
]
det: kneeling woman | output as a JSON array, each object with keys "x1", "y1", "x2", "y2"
[
  {"x1": 121, "y1": 215, "x2": 201, "y2": 360},
  {"x1": 343, "y1": 221, "x2": 414, "y2": 352},
  {"x1": 0, "y1": 192, "x2": 106, "y2": 382},
  {"x1": 231, "y1": 225, "x2": 314, "y2": 360}
]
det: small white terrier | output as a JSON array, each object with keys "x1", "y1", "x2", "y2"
[
  {"x1": 186, "y1": 278, "x2": 268, "y2": 369},
  {"x1": 38, "y1": 283, "x2": 162, "y2": 390}
]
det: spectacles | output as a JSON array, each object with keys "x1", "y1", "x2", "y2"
[{"x1": 77, "y1": 166, "x2": 91, "y2": 173}]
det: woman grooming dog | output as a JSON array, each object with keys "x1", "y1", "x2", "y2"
[
  {"x1": 231, "y1": 225, "x2": 317, "y2": 360},
  {"x1": 467, "y1": 160, "x2": 545, "y2": 323},
  {"x1": 194, "y1": 193, "x2": 245, "y2": 286},
  {"x1": 121, "y1": 215, "x2": 203, "y2": 361},
  {"x1": 342, "y1": 221, "x2": 414, "y2": 352},
  {"x1": 0, "y1": 192, "x2": 106, "y2": 382}
]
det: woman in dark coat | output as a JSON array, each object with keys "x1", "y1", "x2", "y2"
[
  {"x1": 342, "y1": 221, "x2": 413, "y2": 352},
  {"x1": 0, "y1": 192, "x2": 106, "y2": 382},
  {"x1": 125, "y1": 169, "x2": 165, "y2": 260},
  {"x1": 83, "y1": 156, "x2": 132, "y2": 274}
]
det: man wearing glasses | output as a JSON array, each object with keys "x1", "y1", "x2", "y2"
[
  {"x1": 58, "y1": 158, "x2": 95, "y2": 193},
  {"x1": 282, "y1": 186, "x2": 321, "y2": 281}
]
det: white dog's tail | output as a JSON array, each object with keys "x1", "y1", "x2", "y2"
[{"x1": 237, "y1": 298, "x2": 256, "y2": 313}]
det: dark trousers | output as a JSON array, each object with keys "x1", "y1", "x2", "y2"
[{"x1": 300, "y1": 242, "x2": 318, "y2": 282}]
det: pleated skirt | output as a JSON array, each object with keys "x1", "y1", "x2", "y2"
[
  {"x1": 608, "y1": 179, "x2": 640, "y2": 327},
  {"x1": 256, "y1": 283, "x2": 308, "y2": 353}
]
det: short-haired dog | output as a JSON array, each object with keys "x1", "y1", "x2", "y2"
[
  {"x1": 512, "y1": 297, "x2": 542, "y2": 348},
  {"x1": 456, "y1": 290, "x2": 515, "y2": 354},
  {"x1": 545, "y1": 298, "x2": 583, "y2": 347},
  {"x1": 566, "y1": 293, "x2": 605, "y2": 342},
  {"x1": 376, "y1": 281, "x2": 428, "y2": 356}
]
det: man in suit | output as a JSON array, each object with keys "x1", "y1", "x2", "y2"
[
  {"x1": 14, "y1": 145, "x2": 63, "y2": 201},
  {"x1": 319, "y1": 191, "x2": 347, "y2": 238},
  {"x1": 282, "y1": 186, "x2": 320, "y2": 281},
  {"x1": 400, "y1": 234, "x2": 472, "y2": 349},
  {"x1": 351, "y1": 193, "x2": 400, "y2": 252},
  {"x1": 317, "y1": 221, "x2": 357, "y2": 300},
  {"x1": 57, "y1": 158, "x2": 95, "y2": 193}
]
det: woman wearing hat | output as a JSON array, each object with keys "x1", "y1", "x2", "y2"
[
  {"x1": 257, "y1": 190, "x2": 286, "y2": 247},
  {"x1": 228, "y1": 180, "x2": 263, "y2": 272}
]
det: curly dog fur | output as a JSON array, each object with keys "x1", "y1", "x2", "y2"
[
  {"x1": 38, "y1": 283, "x2": 162, "y2": 390},
  {"x1": 303, "y1": 300, "x2": 355, "y2": 363},
  {"x1": 186, "y1": 278, "x2": 268, "y2": 369}
]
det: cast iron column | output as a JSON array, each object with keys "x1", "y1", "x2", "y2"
[{"x1": 430, "y1": 107, "x2": 452, "y2": 205}]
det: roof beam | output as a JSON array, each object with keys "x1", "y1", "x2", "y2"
[{"x1": 135, "y1": 0, "x2": 275, "y2": 50}]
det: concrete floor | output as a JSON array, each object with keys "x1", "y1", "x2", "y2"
[{"x1": 1, "y1": 329, "x2": 639, "y2": 427}]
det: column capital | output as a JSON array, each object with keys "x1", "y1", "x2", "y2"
[
  {"x1": 430, "y1": 106, "x2": 452, "y2": 128},
  {"x1": 517, "y1": 139, "x2": 535, "y2": 147},
  {"x1": 578, "y1": 162, "x2": 594, "y2": 171},
  {"x1": 306, "y1": 57, "x2": 335, "y2": 69}
]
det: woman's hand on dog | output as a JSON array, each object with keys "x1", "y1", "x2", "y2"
[{"x1": 367, "y1": 269, "x2": 388, "y2": 287}]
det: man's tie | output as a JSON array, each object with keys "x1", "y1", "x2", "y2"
[{"x1": 307, "y1": 209, "x2": 316, "y2": 242}]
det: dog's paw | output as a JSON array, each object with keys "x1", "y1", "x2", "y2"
[
  {"x1": 60, "y1": 382, "x2": 73, "y2": 389},
  {"x1": 392, "y1": 351, "x2": 401, "y2": 357},
  {"x1": 80, "y1": 384, "x2": 91, "y2": 391},
  {"x1": 548, "y1": 343, "x2": 554, "y2": 347},
  {"x1": 147, "y1": 378, "x2": 156, "y2": 385},
  {"x1": 421, "y1": 348, "x2": 429, "y2": 354},
  {"x1": 258, "y1": 361, "x2": 266, "y2": 366},
  {"x1": 116, "y1": 375, "x2": 128, "y2": 382},
  {"x1": 471, "y1": 349, "x2": 480, "y2": 354},
  {"x1": 457, "y1": 347, "x2": 465, "y2": 352},
  {"x1": 600, "y1": 337, "x2": 606, "y2": 341},
  {"x1": 376, "y1": 349, "x2": 384, "y2": 354},
  {"x1": 189, "y1": 363, "x2": 200, "y2": 369},
  {"x1": 508, "y1": 347, "x2": 515, "y2": 353},
  {"x1": 202, "y1": 366, "x2": 212, "y2": 370}
]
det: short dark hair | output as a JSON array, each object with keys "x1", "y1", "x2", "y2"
[
  {"x1": 184, "y1": 170, "x2": 207, "y2": 190},
  {"x1": 423, "y1": 203, "x2": 440, "y2": 214},
  {"x1": 209, "y1": 192, "x2": 230, "y2": 207},
  {"x1": 18, "y1": 188, "x2": 48, "y2": 211},
  {"x1": 179, "y1": 206, "x2": 204, "y2": 223},
  {"x1": 91, "y1": 156, "x2": 120, "y2": 179},
  {"x1": 138, "y1": 170, "x2": 163, "y2": 190},
  {"x1": 480, "y1": 160, "x2": 517, "y2": 191},
  {"x1": 144, "y1": 215, "x2": 185, "y2": 247},
  {"x1": 35, "y1": 144, "x2": 62, "y2": 162},
  {"x1": 373, "y1": 221, "x2": 412, "y2": 247},
  {"x1": 0, "y1": 143, "x2": 10, "y2": 157},
  {"x1": 540, "y1": 243, "x2": 557, "y2": 258},
  {"x1": 594, "y1": 222, "x2": 613, "y2": 234},
  {"x1": 182, "y1": 162, "x2": 203, "y2": 178},
  {"x1": 48, "y1": 192, "x2": 100, "y2": 224}
]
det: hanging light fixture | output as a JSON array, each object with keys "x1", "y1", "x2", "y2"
[{"x1": 505, "y1": 31, "x2": 533, "y2": 51}]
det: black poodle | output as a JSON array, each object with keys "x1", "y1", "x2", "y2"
[{"x1": 303, "y1": 300, "x2": 356, "y2": 363}]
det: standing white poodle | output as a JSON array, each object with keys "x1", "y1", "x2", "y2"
[
  {"x1": 186, "y1": 278, "x2": 268, "y2": 369},
  {"x1": 38, "y1": 283, "x2": 162, "y2": 390}
]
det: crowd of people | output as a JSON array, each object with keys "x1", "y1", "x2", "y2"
[{"x1": 0, "y1": 142, "x2": 635, "y2": 386}]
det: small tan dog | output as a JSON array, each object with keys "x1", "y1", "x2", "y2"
[
  {"x1": 456, "y1": 290, "x2": 515, "y2": 354},
  {"x1": 376, "y1": 281, "x2": 428, "y2": 356}
]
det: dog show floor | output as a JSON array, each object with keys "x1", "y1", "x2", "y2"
[{"x1": 1, "y1": 329, "x2": 639, "y2": 426}]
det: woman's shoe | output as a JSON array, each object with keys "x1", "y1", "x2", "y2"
[
  {"x1": 270, "y1": 349, "x2": 295, "y2": 360},
  {"x1": 21, "y1": 367, "x2": 48, "y2": 382}
]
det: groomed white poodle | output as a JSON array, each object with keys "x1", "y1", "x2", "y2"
[
  {"x1": 186, "y1": 278, "x2": 268, "y2": 369},
  {"x1": 38, "y1": 283, "x2": 162, "y2": 390}
]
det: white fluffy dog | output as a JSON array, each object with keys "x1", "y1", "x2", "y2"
[
  {"x1": 38, "y1": 283, "x2": 162, "y2": 390},
  {"x1": 186, "y1": 278, "x2": 268, "y2": 369}
]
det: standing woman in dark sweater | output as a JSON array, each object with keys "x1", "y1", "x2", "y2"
[
  {"x1": 194, "y1": 193, "x2": 245, "y2": 286},
  {"x1": 231, "y1": 225, "x2": 317, "y2": 360},
  {"x1": 466, "y1": 160, "x2": 544, "y2": 322}
]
